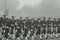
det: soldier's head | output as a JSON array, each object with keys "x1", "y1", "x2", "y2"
[
  {"x1": 43, "y1": 17, "x2": 46, "y2": 21},
  {"x1": 37, "y1": 17, "x2": 41, "y2": 20},
  {"x1": 26, "y1": 17, "x2": 29, "y2": 20},
  {"x1": 48, "y1": 17, "x2": 51, "y2": 20},
  {"x1": 3, "y1": 15, "x2": 6, "y2": 18},
  {"x1": 11, "y1": 16, "x2": 15, "y2": 20},
  {"x1": 53, "y1": 18, "x2": 56, "y2": 21},
  {"x1": 58, "y1": 18, "x2": 60, "y2": 21},
  {"x1": 20, "y1": 17, "x2": 22, "y2": 20}
]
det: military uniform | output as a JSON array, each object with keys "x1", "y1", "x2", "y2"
[
  {"x1": 53, "y1": 20, "x2": 58, "y2": 34},
  {"x1": 15, "y1": 26, "x2": 21, "y2": 37},
  {"x1": 57, "y1": 20, "x2": 60, "y2": 33},
  {"x1": 23, "y1": 28, "x2": 28, "y2": 37},
  {"x1": 40, "y1": 20, "x2": 46, "y2": 34},
  {"x1": 47, "y1": 20, "x2": 52, "y2": 34},
  {"x1": 10, "y1": 20, "x2": 15, "y2": 34},
  {"x1": 4, "y1": 27, "x2": 9, "y2": 38}
]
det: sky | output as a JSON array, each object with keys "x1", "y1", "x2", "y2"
[
  {"x1": 0, "y1": 0, "x2": 60, "y2": 18},
  {"x1": 18, "y1": 0, "x2": 42, "y2": 9}
]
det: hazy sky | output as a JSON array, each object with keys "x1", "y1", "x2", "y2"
[
  {"x1": 18, "y1": 0, "x2": 42, "y2": 9},
  {"x1": 0, "y1": 0, "x2": 60, "y2": 18}
]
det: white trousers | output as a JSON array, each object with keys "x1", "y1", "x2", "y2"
[
  {"x1": 40, "y1": 35, "x2": 42, "y2": 39},
  {"x1": 20, "y1": 34, "x2": 23, "y2": 40},
  {"x1": 32, "y1": 36, "x2": 34, "y2": 40},
  {"x1": 25, "y1": 37, "x2": 28, "y2": 40}
]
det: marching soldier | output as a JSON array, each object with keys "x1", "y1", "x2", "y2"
[
  {"x1": 52, "y1": 18, "x2": 58, "y2": 38},
  {"x1": 4, "y1": 26, "x2": 9, "y2": 40},
  {"x1": 9, "y1": 16, "x2": 16, "y2": 40},
  {"x1": 0, "y1": 17, "x2": 3, "y2": 27},
  {"x1": 1, "y1": 15, "x2": 9, "y2": 40},
  {"x1": 57, "y1": 18, "x2": 60, "y2": 37},
  {"x1": 18, "y1": 17, "x2": 24, "y2": 30},
  {"x1": 47, "y1": 17, "x2": 53, "y2": 39},
  {"x1": 40, "y1": 17, "x2": 46, "y2": 39},
  {"x1": 25, "y1": 17, "x2": 31, "y2": 31},
  {"x1": 0, "y1": 17, "x2": 3, "y2": 40}
]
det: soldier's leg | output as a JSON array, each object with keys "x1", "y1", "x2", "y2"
[
  {"x1": 31, "y1": 35, "x2": 34, "y2": 40},
  {"x1": 44, "y1": 33, "x2": 48, "y2": 39},
  {"x1": 15, "y1": 37, "x2": 20, "y2": 40},
  {"x1": 33, "y1": 31, "x2": 37, "y2": 39},
  {"x1": 0, "y1": 27, "x2": 2, "y2": 40},
  {"x1": 52, "y1": 27, "x2": 55, "y2": 37},
  {"x1": 25, "y1": 36, "x2": 28, "y2": 40},
  {"x1": 20, "y1": 34, "x2": 23, "y2": 40},
  {"x1": 27, "y1": 34, "x2": 30, "y2": 40},
  {"x1": 40, "y1": 27, "x2": 43, "y2": 40}
]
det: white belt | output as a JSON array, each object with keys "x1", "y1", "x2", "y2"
[
  {"x1": 17, "y1": 27, "x2": 20, "y2": 28},
  {"x1": 11, "y1": 24, "x2": 14, "y2": 26}
]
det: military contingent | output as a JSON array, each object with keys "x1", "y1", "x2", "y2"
[{"x1": 0, "y1": 15, "x2": 60, "y2": 40}]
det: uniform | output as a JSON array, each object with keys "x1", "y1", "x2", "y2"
[
  {"x1": 3, "y1": 26, "x2": 9, "y2": 40},
  {"x1": 4, "y1": 27, "x2": 9, "y2": 38},
  {"x1": 23, "y1": 28, "x2": 28, "y2": 37},
  {"x1": 23, "y1": 28, "x2": 28, "y2": 40},
  {"x1": 47, "y1": 20, "x2": 52, "y2": 34},
  {"x1": 18, "y1": 19, "x2": 24, "y2": 30},
  {"x1": 10, "y1": 20, "x2": 15, "y2": 34},
  {"x1": 15, "y1": 27, "x2": 20, "y2": 40},
  {"x1": 40, "y1": 20, "x2": 46, "y2": 34},
  {"x1": 57, "y1": 20, "x2": 60, "y2": 33},
  {"x1": 0, "y1": 17, "x2": 3, "y2": 27},
  {"x1": 53, "y1": 20, "x2": 58, "y2": 37},
  {"x1": 25, "y1": 19, "x2": 31, "y2": 31}
]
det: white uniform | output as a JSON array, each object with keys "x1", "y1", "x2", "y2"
[
  {"x1": 25, "y1": 37, "x2": 28, "y2": 40},
  {"x1": 32, "y1": 36, "x2": 34, "y2": 40},
  {"x1": 0, "y1": 28, "x2": 2, "y2": 38},
  {"x1": 40, "y1": 35, "x2": 43, "y2": 40}
]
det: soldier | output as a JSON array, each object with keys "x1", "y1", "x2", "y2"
[
  {"x1": 0, "y1": 17, "x2": 3, "y2": 27},
  {"x1": 36, "y1": 18, "x2": 42, "y2": 39},
  {"x1": 52, "y1": 18, "x2": 58, "y2": 38},
  {"x1": 25, "y1": 17, "x2": 31, "y2": 31},
  {"x1": 18, "y1": 17, "x2": 24, "y2": 30},
  {"x1": 57, "y1": 18, "x2": 60, "y2": 37},
  {"x1": 9, "y1": 16, "x2": 16, "y2": 40},
  {"x1": 1, "y1": 15, "x2": 8, "y2": 40},
  {"x1": 47, "y1": 17, "x2": 53, "y2": 39},
  {"x1": 30, "y1": 18, "x2": 38, "y2": 39},
  {"x1": 40, "y1": 17, "x2": 46, "y2": 39},
  {"x1": 4, "y1": 26, "x2": 9, "y2": 40},
  {"x1": 0, "y1": 17, "x2": 3, "y2": 40}
]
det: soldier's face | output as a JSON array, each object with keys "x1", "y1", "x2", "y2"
[
  {"x1": 12, "y1": 16, "x2": 15, "y2": 20},
  {"x1": 3, "y1": 15, "x2": 6, "y2": 18},
  {"x1": 20, "y1": 17, "x2": 22, "y2": 20},
  {"x1": 26, "y1": 17, "x2": 29, "y2": 20},
  {"x1": 54, "y1": 18, "x2": 56, "y2": 21}
]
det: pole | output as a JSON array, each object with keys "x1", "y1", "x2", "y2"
[
  {"x1": 4, "y1": 0, "x2": 6, "y2": 15},
  {"x1": 4, "y1": 0, "x2": 9, "y2": 16}
]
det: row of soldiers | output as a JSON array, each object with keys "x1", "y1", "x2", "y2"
[{"x1": 0, "y1": 15, "x2": 60, "y2": 40}]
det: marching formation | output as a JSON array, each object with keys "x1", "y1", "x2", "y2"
[{"x1": 0, "y1": 15, "x2": 60, "y2": 40}]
